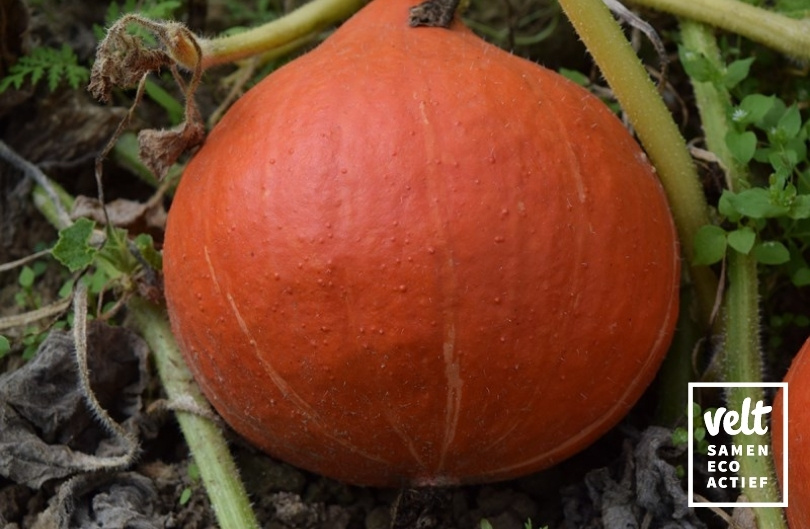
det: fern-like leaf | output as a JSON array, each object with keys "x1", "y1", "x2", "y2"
[{"x1": 0, "y1": 45, "x2": 90, "y2": 93}]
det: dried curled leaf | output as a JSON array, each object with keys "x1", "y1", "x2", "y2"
[
  {"x1": 89, "y1": 32, "x2": 171, "y2": 103},
  {"x1": 33, "y1": 471, "x2": 164, "y2": 529},
  {"x1": 138, "y1": 117, "x2": 205, "y2": 180},
  {"x1": 71, "y1": 195, "x2": 167, "y2": 233},
  {"x1": 562, "y1": 427, "x2": 706, "y2": 528},
  {"x1": 0, "y1": 323, "x2": 149, "y2": 489},
  {"x1": 90, "y1": 14, "x2": 205, "y2": 181},
  {"x1": 89, "y1": 16, "x2": 200, "y2": 102}
]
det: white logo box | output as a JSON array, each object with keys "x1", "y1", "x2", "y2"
[{"x1": 687, "y1": 382, "x2": 788, "y2": 508}]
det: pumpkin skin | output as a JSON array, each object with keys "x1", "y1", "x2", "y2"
[
  {"x1": 163, "y1": 0, "x2": 680, "y2": 487},
  {"x1": 773, "y1": 337, "x2": 810, "y2": 527}
]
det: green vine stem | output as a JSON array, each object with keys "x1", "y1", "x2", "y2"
[
  {"x1": 680, "y1": 20, "x2": 787, "y2": 527},
  {"x1": 127, "y1": 297, "x2": 261, "y2": 529},
  {"x1": 627, "y1": 0, "x2": 810, "y2": 62},
  {"x1": 724, "y1": 251, "x2": 786, "y2": 527},
  {"x1": 678, "y1": 23, "x2": 748, "y2": 193},
  {"x1": 197, "y1": 0, "x2": 366, "y2": 69},
  {"x1": 554, "y1": 0, "x2": 717, "y2": 325}
]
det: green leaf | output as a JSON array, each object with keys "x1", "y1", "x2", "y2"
[
  {"x1": 695, "y1": 426, "x2": 706, "y2": 442},
  {"x1": 777, "y1": 104, "x2": 803, "y2": 139},
  {"x1": 58, "y1": 278, "x2": 75, "y2": 298},
  {"x1": 735, "y1": 94, "x2": 776, "y2": 126},
  {"x1": 726, "y1": 188, "x2": 790, "y2": 219},
  {"x1": 785, "y1": 136, "x2": 808, "y2": 164},
  {"x1": 134, "y1": 233, "x2": 163, "y2": 270},
  {"x1": 790, "y1": 196, "x2": 810, "y2": 219},
  {"x1": 52, "y1": 218, "x2": 98, "y2": 272},
  {"x1": 179, "y1": 487, "x2": 192, "y2": 506},
  {"x1": 480, "y1": 520, "x2": 494, "y2": 529},
  {"x1": 0, "y1": 71, "x2": 26, "y2": 91},
  {"x1": 718, "y1": 191, "x2": 742, "y2": 222},
  {"x1": 187, "y1": 461, "x2": 201, "y2": 481},
  {"x1": 18, "y1": 266, "x2": 35, "y2": 289},
  {"x1": 693, "y1": 225, "x2": 727, "y2": 265},
  {"x1": 792, "y1": 267, "x2": 810, "y2": 287},
  {"x1": 725, "y1": 130, "x2": 758, "y2": 164},
  {"x1": 82, "y1": 266, "x2": 111, "y2": 295},
  {"x1": 753, "y1": 241, "x2": 791, "y2": 265},
  {"x1": 672, "y1": 428, "x2": 689, "y2": 446},
  {"x1": 768, "y1": 150, "x2": 799, "y2": 177},
  {"x1": 0, "y1": 45, "x2": 89, "y2": 93},
  {"x1": 558, "y1": 68, "x2": 590, "y2": 87},
  {"x1": 28, "y1": 64, "x2": 45, "y2": 87},
  {"x1": 47, "y1": 60, "x2": 62, "y2": 92},
  {"x1": 0, "y1": 336, "x2": 10, "y2": 358},
  {"x1": 32, "y1": 260, "x2": 47, "y2": 276},
  {"x1": 760, "y1": 97, "x2": 789, "y2": 130},
  {"x1": 678, "y1": 46, "x2": 719, "y2": 84},
  {"x1": 723, "y1": 57, "x2": 755, "y2": 89},
  {"x1": 727, "y1": 227, "x2": 757, "y2": 254},
  {"x1": 141, "y1": 0, "x2": 182, "y2": 19}
]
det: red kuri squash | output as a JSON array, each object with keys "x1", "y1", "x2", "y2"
[
  {"x1": 773, "y1": 337, "x2": 810, "y2": 527},
  {"x1": 163, "y1": 0, "x2": 680, "y2": 487}
]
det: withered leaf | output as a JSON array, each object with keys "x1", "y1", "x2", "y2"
[
  {"x1": 137, "y1": 118, "x2": 205, "y2": 180},
  {"x1": 561, "y1": 427, "x2": 706, "y2": 529},
  {"x1": 0, "y1": 322, "x2": 149, "y2": 489},
  {"x1": 70, "y1": 195, "x2": 167, "y2": 233}
]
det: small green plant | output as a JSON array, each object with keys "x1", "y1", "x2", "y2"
[
  {"x1": 93, "y1": 0, "x2": 184, "y2": 41},
  {"x1": 20, "y1": 324, "x2": 64, "y2": 360},
  {"x1": 683, "y1": 42, "x2": 809, "y2": 280},
  {"x1": 0, "y1": 44, "x2": 90, "y2": 93},
  {"x1": 671, "y1": 402, "x2": 717, "y2": 479},
  {"x1": 179, "y1": 462, "x2": 202, "y2": 506},
  {"x1": 672, "y1": 402, "x2": 714, "y2": 456},
  {"x1": 15, "y1": 263, "x2": 44, "y2": 309},
  {"x1": 0, "y1": 0, "x2": 182, "y2": 95}
]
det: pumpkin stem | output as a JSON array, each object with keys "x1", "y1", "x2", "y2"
[
  {"x1": 626, "y1": 0, "x2": 810, "y2": 61},
  {"x1": 408, "y1": 0, "x2": 461, "y2": 28}
]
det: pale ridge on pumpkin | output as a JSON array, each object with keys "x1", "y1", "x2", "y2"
[
  {"x1": 438, "y1": 322, "x2": 462, "y2": 475},
  {"x1": 203, "y1": 246, "x2": 222, "y2": 297},
  {"x1": 415, "y1": 88, "x2": 465, "y2": 477},
  {"x1": 381, "y1": 408, "x2": 430, "y2": 469}
]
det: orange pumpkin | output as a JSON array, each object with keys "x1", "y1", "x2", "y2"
[
  {"x1": 773, "y1": 337, "x2": 810, "y2": 527},
  {"x1": 163, "y1": 0, "x2": 680, "y2": 486}
]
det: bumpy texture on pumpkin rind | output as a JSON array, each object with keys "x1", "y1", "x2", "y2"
[
  {"x1": 163, "y1": 0, "x2": 680, "y2": 487},
  {"x1": 773, "y1": 338, "x2": 809, "y2": 527}
]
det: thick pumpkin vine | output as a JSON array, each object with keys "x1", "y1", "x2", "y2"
[{"x1": 2, "y1": 0, "x2": 805, "y2": 527}]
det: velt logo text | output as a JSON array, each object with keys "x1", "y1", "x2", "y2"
[{"x1": 703, "y1": 397, "x2": 771, "y2": 436}]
